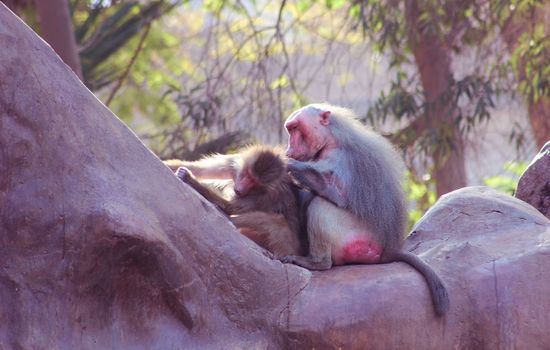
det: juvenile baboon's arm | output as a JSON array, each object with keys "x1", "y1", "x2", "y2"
[
  {"x1": 165, "y1": 154, "x2": 238, "y2": 180},
  {"x1": 175, "y1": 167, "x2": 232, "y2": 214},
  {"x1": 287, "y1": 159, "x2": 347, "y2": 208}
]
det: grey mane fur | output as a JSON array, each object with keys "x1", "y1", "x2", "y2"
[{"x1": 306, "y1": 103, "x2": 407, "y2": 248}]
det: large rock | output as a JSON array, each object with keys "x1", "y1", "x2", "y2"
[
  {"x1": 516, "y1": 141, "x2": 550, "y2": 219},
  {"x1": 0, "y1": 5, "x2": 306, "y2": 349},
  {"x1": 2, "y1": 4, "x2": 550, "y2": 349},
  {"x1": 285, "y1": 186, "x2": 550, "y2": 349}
]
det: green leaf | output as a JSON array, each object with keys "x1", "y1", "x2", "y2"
[{"x1": 270, "y1": 75, "x2": 289, "y2": 90}]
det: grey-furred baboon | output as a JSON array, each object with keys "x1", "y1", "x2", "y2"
[{"x1": 280, "y1": 103, "x2": 449, "y2": 316}]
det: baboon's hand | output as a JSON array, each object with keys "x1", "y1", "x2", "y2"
[
  {"x1": 287, "y1": 159, "x2": 325, "y2": 192},
  {"x1": 175, "y1": 166, "x2": 192, "y2": 182},
  {"x1": 287, "y1": 159, "x2": 347, "y2": 208},
  {"x1": 286, "y1": 159, "x2": 303, "y2": 174}
]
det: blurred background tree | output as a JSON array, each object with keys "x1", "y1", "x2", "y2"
[
  {"x1": 3, "y1": 0, "x2": 548, "y2": 225},
  {"x1": 350, "y1": 0, "x2": 549, "y2": 196}
]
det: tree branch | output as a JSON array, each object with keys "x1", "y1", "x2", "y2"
[{"x1": 105, "y1": 21, "x2": 151, "y2": 106}]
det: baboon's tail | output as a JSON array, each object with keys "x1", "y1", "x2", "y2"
[{"x1": 382, "y1": 250, "x2": 449, "y2": 316}]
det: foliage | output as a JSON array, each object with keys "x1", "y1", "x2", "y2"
[
  {"x1": 71, "y1": 0, "x2": 180, "y2": 90},
  {"x1": 404, "y1": 171, "x2": 437, "y2": 230},
  {"x1": 140, "y1": 83, "x2": 249, "y2": 160},
  {"x1": 405, "y1": 160, "x2": 528, "y2": 228},
  {"x1": 347, "y1": 0, "x2": 512, "y2": 158},
  {"x1": 483, "y1": 161, "x2": 528, "y2": 195},
  {"x1": 70, "y1": 0, "x2": 233, "y2": 158},
  {"x1": 509, "y1": 19, "x2": 550, "y2": 104},
  {"x1": 5, "y1": 0, "x2": 185, "y2": 134},
  {"x1": 6, "y1": 0, "x2": 546, "y2": 229},
  {"x1": 68, "y1": 0, "x2": 546, "y2": 166},
  {"x1": 113, "y1": 0, "x2": 372, "y2": 159},
  {"x1": 72, "y1": 0, "x2": 544, "y2": 200},
  {"x1": 366, "y1": 72, "x2": 496, "y2": 159},
  {"x1": 100, "y1": 16, "x2": 183, "y2": 124}
]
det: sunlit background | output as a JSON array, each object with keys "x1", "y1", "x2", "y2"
[{"x1": 5, "y1": 0, "x2": 549, "y2": 225}]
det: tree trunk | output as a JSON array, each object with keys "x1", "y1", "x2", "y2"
[
  {"x1": 35, "y1": 0, "x2": 83, "y2": 79},
  {"x1": 527, "y1": 99, "x2": 550, "y2": 148},
  {"x1": 2, "y1": 3, "x2": 550, "y2": 349},
  {"x1": 405, "y1": 0, "x2": 467, "y2": 197},
  {"x1": 501, "y1": 4, "x2": 550, "y2": 149}
]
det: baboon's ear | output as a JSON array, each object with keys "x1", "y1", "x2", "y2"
[{"x1": 320, "y1": 110, "x2": 331, "y2": 126}]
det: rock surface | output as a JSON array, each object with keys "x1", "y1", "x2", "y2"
[
  {"x1": 516, "y1": 141, "x2": 550, "y2": 219},
  {"x1": 2, "y1": 4, "x2": 550, "y2": 349},
  {"x1": 286, "y1": 186, "x2": 550, "y2": 349},
  {"x1": 0, "y1": 5, "x2": 306, "y2": 348}
]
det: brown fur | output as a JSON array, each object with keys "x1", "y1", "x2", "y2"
[{"x1": 167, "y1": 145, "x2": 306, "y2": 258}]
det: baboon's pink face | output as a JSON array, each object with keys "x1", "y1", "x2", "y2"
[{"x1": 284, "y1": 109, "x2": 331, "y2": 161}]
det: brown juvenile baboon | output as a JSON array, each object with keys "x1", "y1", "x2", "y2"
[
  {"x1": 168, "y1": 145, "x2": 309, "y2": 258},
  {"x1": 280, "y1": 103, "x2": 450, "y2": 316}
]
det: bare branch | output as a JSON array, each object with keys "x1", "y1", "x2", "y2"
[{"x1": 105, "y1": 22, "x2": 151, "y2": 106}]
